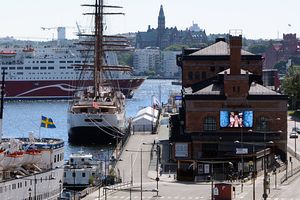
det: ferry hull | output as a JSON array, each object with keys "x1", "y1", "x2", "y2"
[
  {"x1": 4, "y1": 78, "x2": 145, "y2": 100},
  {"x1": 68, "y1": 126, "x2": 123, "y2": 145}
]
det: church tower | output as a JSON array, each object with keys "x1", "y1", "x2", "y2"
[{"x1": 158, "y1": 5, "x2": 165, "y2": 30}]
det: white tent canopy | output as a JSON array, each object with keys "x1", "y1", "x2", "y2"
[
  {"x1": 136, "y1": 106, "x2": 159, "y2": 119},
  {"x1": 132, "y1": 109, "x2": 158, "y2": 133}
]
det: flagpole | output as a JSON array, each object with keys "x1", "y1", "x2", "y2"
[{"x1": 39, "y1": 115, "x2": 41, "y2": 139}]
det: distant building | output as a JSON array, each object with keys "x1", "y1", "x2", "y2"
[
  {"x1": 162, "y1": 51, "x2": 181, "y2": 78},
  {"x1": 263, "y1": 33, "x2": 300, "y2": 69},
  {"x1": 136, "y1": 5, "x2": 207, "y2": 50},
  {"x1": 133, "y1": 48, "x2": 161, "y2": 75}
]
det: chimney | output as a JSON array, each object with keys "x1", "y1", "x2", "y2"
[{"x1": 229, "y1": 35, "x2": 242, "y2": 75}]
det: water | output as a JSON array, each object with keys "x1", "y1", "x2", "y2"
[{"x1": 2, "y1": 79, "x2": 180, "y2": 159}]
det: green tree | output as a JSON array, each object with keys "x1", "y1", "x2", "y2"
[
  {"x1": 116, "y1": 52, "x2": 133, "y2": 66},
  {"x1": 282, "y1": 66, "x2": 300, "y2": 108},
  {"x1": 164, "y1": 44, "x2": 189, "y2": 51},
  {"x1": 273, "y1": 60, "x2": 287, "y2": 74},
  {"x1": 247, "y1": 44, "x2": 267, "y2": 54}
]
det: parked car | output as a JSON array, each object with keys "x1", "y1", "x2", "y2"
[{"x1": 290, "y1": 132, "x2": 298, "y2": 139}]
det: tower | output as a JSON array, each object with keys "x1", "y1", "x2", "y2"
[{"x1": 158, "y1": 5, "x2": 165, "y2": 30}]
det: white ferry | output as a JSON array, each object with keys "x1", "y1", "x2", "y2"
[
  {"x1": 0, "y1": 46, "x2": 145, "y2": 100},
  {"x1": 0, "y1": 136, "x2": 64, "y2": 200}
]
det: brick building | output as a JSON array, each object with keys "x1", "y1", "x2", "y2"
[{"x1": 171, "y1": 35, "x2": 288, "y2": 181}]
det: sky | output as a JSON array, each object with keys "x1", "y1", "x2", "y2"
[{"x1": 0, "y1": 0, "x2": 298, "y2": 41}]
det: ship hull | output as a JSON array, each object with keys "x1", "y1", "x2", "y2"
[
  {"x1": 68, "y1": 109, "x2": 126, "y2": 145},
  {"x1": 4, "y1": 78, "x2": 145, "y2": 100},
  {"x1": 68, "y1": 126, "x2": 123, "y2": 145}
]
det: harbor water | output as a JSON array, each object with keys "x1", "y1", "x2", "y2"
[{"x1": 2, "y1": 79, "x2": 180, "y2": 159}]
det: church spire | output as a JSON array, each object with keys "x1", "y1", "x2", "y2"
[{"x1": 158, "y1": 5, "x2": 165, "y2": 30}]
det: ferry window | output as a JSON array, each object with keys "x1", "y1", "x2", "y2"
[
  {"x1": 54, "y1": 155, "x2": 56, "y2": 162},
  {"x1": 33, "y1": 61, "x2": 35, "y2": 63},
  {"x1": 37, "y1": 61, "x2": 39, "y2": 63},
  {"x1": 2, "y1": 67, "x2": 7, "y2": 70},
  {"x1": 9, "y1": 67, "x2": 15, "y2": 70},
  {"x1": 48, "y1": 61, "x2": 54, "y2": 63},
  {"x1": 60, "y1": 66, "x2": 66, "y2": 69},
  {"x1": 64, "y1": 172, "x2": 66, "y2": 177},
  {"x1": 59, "y1": 61, "x2": 66, "y2": 63},
  {"x1": 33, "y1": 67, "x2": 39, "y2": 70},
  {"x1": 30, "y1": 180, "x2": 32, "y2": 185},
  {"x1": 83, "y1": 60, "x2": 88, "y2": 63},
  {"x1": 40, "y1": 177, "x2": 43, "y2": 183},
  {"x1": 40, "y1": 61, "x2": 46, "y2": 63},
  {"x1": 72, "y1": 172, "x2": 76, "y2": 177},
  {"x1": 67, "y1": 66, "x2": 73, "y2": 69},
  {"x1": 12, "y1": 184, "x2": 16, "y2": 190},
  {"x1": 48, "y1": 67, "x2": 54, "y2": 70},
  {"x1": 25, "y1": 181, "x2": 27, "y2": 187},
  {"x1": 203, "y1": 116, "x2": 216, "y2": 131},
  {"x1": 40, "y1": 67, "x2": 46, "y2": 70},
  {"x1": 67, "y1": 61, "x2": 73, "y2": 63},
  {"x1": 17, "y1": 72, "x2": 23, "y2": 75},
  {"x1": 0, "y1": 187, "x2": 2, "y2": 193},
  {"x1": 82, "y1": 172, "x2": 86, "y2": 177},
  {"x1": 25, "y1": 67, "x2": 31, "y2": 70},
  {"x1": 75, "y1": 61, "x2": 81, "y2": 63},
  {"x1": 17, "y1": 67, "x2": 23, "y2": 70}
]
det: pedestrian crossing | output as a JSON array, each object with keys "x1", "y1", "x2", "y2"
[{"x1": 101, "y1": 196, "x2": 206, "y2": 199}]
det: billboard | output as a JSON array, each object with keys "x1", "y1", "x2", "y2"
[{"x1": 220, "y1": 111, "x2": 253, "y2": 128}]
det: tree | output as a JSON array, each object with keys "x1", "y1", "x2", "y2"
[
  {"x1": 247, "y1": 44, "x2": 267, "y2": 54},
  {"x1": 164, "y1": 44, "x2": 189, "y2": 51},
  {"x1": 282, "y1": 66, "x2": 300, "y2": 109},
  {"x1": 273, "y1": 60, "x2": 287, "y2": 74}
]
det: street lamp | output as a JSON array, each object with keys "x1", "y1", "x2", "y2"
[
  {"x1": 126, "y1": 148, "x2": 153, "y2": 200},
  {"x1": 234, "y1": 139, "x2": 274, "y2": 200},
  {"x1": 143, "y1": 142, "x2": 160, "y2": 197}
]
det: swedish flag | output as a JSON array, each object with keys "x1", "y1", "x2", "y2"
[{"x1": 40, "y1": 116, "x2": 56, "y2": 128}]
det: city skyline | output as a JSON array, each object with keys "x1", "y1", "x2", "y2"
[{"x1": 0, "y1": 0, "x2": 298, "y2": 41}]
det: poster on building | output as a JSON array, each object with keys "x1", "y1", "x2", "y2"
[
  {"x1": 175, "y1": 143, "x2": 188, "y2": 157},
  {"x1": 204, "y1": 164, "x2": 210, "y2": 174}
]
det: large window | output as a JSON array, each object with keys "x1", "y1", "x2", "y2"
[
  {"x1": 203, "y1": 116, "x2": 217, "y2": 131},
  {"x1": 188, "y1": 71, "x2": 193, "y2": 80},
  {"x1": 256, "y1": 116, "x2": 269, "y2": 131}
]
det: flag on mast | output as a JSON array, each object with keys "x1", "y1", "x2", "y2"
[
  {"x1": 40, "y1": 116, "x2": 56, "y2": 128},
  {"x1": 152, "y1": 95, "x2": 161, "y2": 109}
]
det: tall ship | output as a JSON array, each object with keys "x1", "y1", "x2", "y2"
[
  {"x1": 0, "y1": 42, "x2": 145, "y2": 100},
  {"x1": 67, "y1": 0, "x2": 127, "y2": 145},
  {"x1": 0, "y1": 71, "x2": 65, "y2": 199}
]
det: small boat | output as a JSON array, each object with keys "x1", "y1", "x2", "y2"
[{"x1": 63, "y1": 151, "x2": 102, "y2": 189}]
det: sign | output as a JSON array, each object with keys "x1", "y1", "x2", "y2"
[
  {"x1": 236, "y1": 148, "x2": 248, "y2": 154},
  {"x1": 174, "y1": 96, "x2": 182, "y2": 100},
  {"x1": 213, "y1": 187, "x2": 219, "y2": 196},
  {"x1": 175, "y1": 143, "x2": 188, "y2": 157},
  {"x1": 204, "y1": 164, "x2": 210, "y2": 174}
]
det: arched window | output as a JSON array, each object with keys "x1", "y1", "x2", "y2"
[
  {"x1": 203, "y1": 116, "x2": 217, "y2": 131},
  {"x1": 256, "y1": 116, "x2": 269, "y2": 131}
]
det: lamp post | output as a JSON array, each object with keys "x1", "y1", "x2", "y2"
[
  {"x1": 59, "y1": 180, "x2": 62, "y2": 199},
  {"x1": 143, "y1": 142, "x2": 160, "y2": 197},
  {"x1": 126, "y1": 148, "x2": 153, "y2": 200}
]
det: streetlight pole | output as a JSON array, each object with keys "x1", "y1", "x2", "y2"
[{"x1": 140, "y1": 148, "x2": 143, "y2": 200}]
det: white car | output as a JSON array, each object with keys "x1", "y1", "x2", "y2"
[{"x1": 290, "y1": 132, "x2": 298, "y2": 139}]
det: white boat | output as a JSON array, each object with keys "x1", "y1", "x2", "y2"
[
  {"x1": 63, "y1": 151, "x2": 102, "y2": 188},
  {"x1": 0, "y1": 44, "x2": 146, "y2": 100},
  {"x1": 67, "y1": 0, "x2": 127, "y2": 145},
  {"x1": 0, "y1": 70, "x2": 64, "y2": 200}
]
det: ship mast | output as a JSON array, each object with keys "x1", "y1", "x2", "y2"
[{"x1": 82, "y1": 0, "x2": 126, "y2": 97}]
